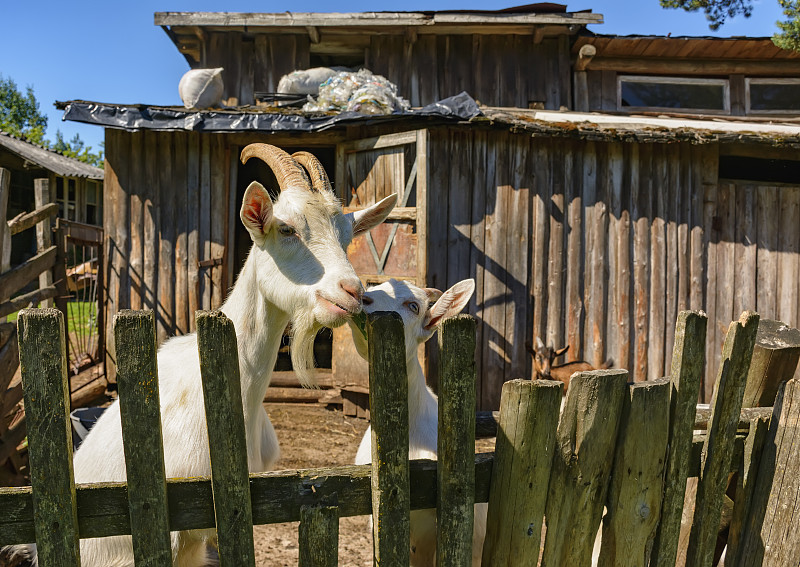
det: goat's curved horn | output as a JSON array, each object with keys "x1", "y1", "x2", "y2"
[
  {"x1": 240, "y1": 144, "x2": 311, "y2": 191},
  {"x1": 292, "y1": 151, "x2": 333, "y2": 193}
]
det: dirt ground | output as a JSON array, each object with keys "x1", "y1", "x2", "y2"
[{"x1": 255, "y1": 402, "x2": 495, "y2": 566}]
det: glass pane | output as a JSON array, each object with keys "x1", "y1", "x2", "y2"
[
  {"x1": 621, "y1": 81, "x2": 726, "y2": 110},
  {"x1": 67, "y1": 202, "x2": 76, "y2": 221},
  {"x1": 750, "y1": 82, "x2": 800, "y2": 111},
  {"x1": 56, "y1": 177, "x2": 64, "y2": 201},
  {"x1": 86, "y1": 182, "x2": 97, "y2": 204},
  {"x1": 68, "y1": 179, "x2": 76, "y2": 201},
  {"x1": 86, "y1": 205, "x2": 96, "y2": 225}
]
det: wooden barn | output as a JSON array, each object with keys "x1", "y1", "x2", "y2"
[{"x1": 60, "y1": 6, "x2": 800, "y2": 409}]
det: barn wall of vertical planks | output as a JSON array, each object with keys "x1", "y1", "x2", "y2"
[{"x1": 101, "y1": 124, "x2": 800, "y2": 407}]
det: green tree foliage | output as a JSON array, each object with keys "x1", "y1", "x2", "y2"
[
  {"x1": 0, "y1": 75, "x2": 48, "y2": 144},
  {"x1": 660, "y1": 0, "x2": 800, "y2": 52},
  {"x1": 0, "y1": 74, "x2": 103, "y2": 167}
]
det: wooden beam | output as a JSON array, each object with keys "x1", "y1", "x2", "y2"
[
  {"x1": 585, "y1": 56, "x2": 800, "y2": 76},
  {"x1": 33, "y1": 180, "x2": 54, "y2": 309},
  {"x1": 306, "y1": 25, "x2": 320, "y2": 44},
  {"x1": 574, "y1": 44, "x2": 596, "y2": 72},
  {"x1": 741, "y1": 319, "x2": 800, "y2": 408},
  {"x1": 0, "y1": 246, "x2": 57, "y2": 301},
  {"x1": 0, "y1": 286, "x2": 59, "y2": 320},
  {"x1": 7, "y1": 203, "x2": 58, "y2": 236}
]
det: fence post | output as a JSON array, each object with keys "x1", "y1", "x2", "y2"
[
  {"x1": 541, "y1": 369, "x2": 629, "y2": 567},
  {"x1": 33, "y1": 178, "x2": 54, "y2": 308},
  {"x1": 597, "y1": 379, "x2": 671, "y2": 567},
  {"x1": 196, "y1": 310, "x2": 256, "y2": 567},
  {"x1": 686, "y1": 311, "x2": 759, "y2": 567},
  {"x1": 650, "y1": 310, "x2": 707, "y2": 567},
  {"x1": 437, "y1": 314, "x2": 476, "y2": 567},
  {"x1": 17, "y1": 308, "x2": 80, "y2": 564},
  {"x1": 299, "y1": 504, "x2": 339, "y2": 567},
  {"x1": 367, "y1": 311, "x2": 410, "y2": 566},
  {"x1": 115, "y1": 310, "x2": 172, "y2": 565},
  {"x1": 481, "y1": 379, "x2": 562, "y2": 566}
]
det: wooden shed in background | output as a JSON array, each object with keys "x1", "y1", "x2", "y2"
[{"x1": 61, "y1": 6, "x2": 800, "y2": 410}]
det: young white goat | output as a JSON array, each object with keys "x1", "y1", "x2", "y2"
[
  {"x1": 2, "y1": 145, "x2": 396, "y2": 567},
  {"x1": 348, "y1": 278, "x2": 487, "y2": 567}
]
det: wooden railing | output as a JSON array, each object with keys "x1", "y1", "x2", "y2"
[{"x1": 1, "y1": 308, "x2": 800, "y2": 566}]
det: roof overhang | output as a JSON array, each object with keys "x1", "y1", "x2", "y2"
[{"x1": 0, "y1": 131, "x2": 103, "y2": 180}]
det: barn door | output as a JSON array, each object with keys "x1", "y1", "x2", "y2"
[
  {"x1": 332, "y1": 130, "x2": 428, "y2": 409},
  {"x1": 336, "y1": 130, "x2": 428, "y2": 287}
]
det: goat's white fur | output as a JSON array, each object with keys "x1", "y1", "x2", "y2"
[
  {"x1": 5, "y1": 170, "x2": 396, "y2": 566},
  {"x1": 348, "y1": 278, "x2": 486, "y2": 566}
]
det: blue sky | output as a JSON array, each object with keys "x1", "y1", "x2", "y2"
[{"x1": 0, "y1": 0, "x2": 786, "y2": 153}]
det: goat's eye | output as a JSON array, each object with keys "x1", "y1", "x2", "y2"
[
  {"x1": 278, "y1": 225, "x2": 296, "y2": 237},
  {"x1": 407, "y1": 301, "x2": 419, "y2": 314}
]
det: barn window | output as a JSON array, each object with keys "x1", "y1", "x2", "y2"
[
  {"x1": 55, "y1": 177, "x2": 78, "y2": 221},
  {"x1": 85, "y1": 181, "x2": 100, "y2": 225},
  {"x1": 746, "y1": 78, "x2": 800, "y2": 114},
  {"x1": 617, "y1": 76, "x2": 730, "y2": 114}
]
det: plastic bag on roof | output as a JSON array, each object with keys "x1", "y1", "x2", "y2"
[
  {"x1": 303, "y1": 69, "x2": 410, "y2": 115},
  {"x1": 277, "y1": 66, "x2": 351, "y2": 96}
]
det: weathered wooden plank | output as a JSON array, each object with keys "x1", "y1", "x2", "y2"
[
  {"x1": 650, "y1": 311, "x2": 708, "y2": 567},
  {"x1": 742, "y1": 319, "x2": 800, "y2": 408},
  {"x1": 299, "y1": 504, "x2": 339, "y2": 567},
  {"x1": 0, "y1": 286, "x2": 58, "y2": 321},
  {"x1": 676, "y1": 144, "x2": 691, "y2": 315},
  {"x1": 17, "y1": 309, "x2": 80, "y2": 564},
  {"x1": 469, "y1": 130, "x2": 488, "y2": 407},
  {"x1": 239, "y1": 37, "x2": 255, "y2": 106},
  {"x1": 367, "y1": 311, "x2": 410, "y2": 565},
  {"x1": 584, "y1": 142, "x2": 607, "y2": 368},
  {"x1": 531, "y1": 138, "x2": 549, "y2": 348},
  {"x1": 716, "y1": 183, "x2": 736, "y2": 369},
  {"x1": 753, "y1": 187, "x2": 776, "y2": 324},
  {"x1": 597, "y1": 379, "x2": 671, "y2": 567},
  {"x1": 702, "y1": 176, "x2": 719, "y2": 400},
  {"x1": 0, "y1": 168, "x2": 10, "y2": 311},
  {"x1": 734, "y1": 184, "x2": 757, "y2": 320},
  {"x1": 616, "y1": 143, "x2": 636, "y2": 372},
  {"x1": 686, "y1": 311, "x2": 759, "y2": 567},
  {"x1": 437, "y1": 315, "x2": 477, "y2": 567},
  {"x1": 0, "y1": 246, "x2": 57, "y2": 300},
  {"x1": 199, "y1": 134, "x2": 212, "y2": 311},
  {"x1": 541, "y1": 369, "x2": 629, "y2": 566},
  {"x1": 777, "y1": 186, "x2": 800, "y2": 327},
  {"x1": 738, "y1": 378, "x2": 800, "y2": 567},
  {"x1": 649, "y1": 145, "x2": 667, "y2": 380},
  {"x1": 143, "y1": 130, "x2": 159, "y2": 314},
  {"x1": 7, "y1": 202, "x2": 57, "y2": 236},
  {"x1": 173, "y1": 131, "x2": 189, "y2": 335},
  {"x1": 210, "y1": 137, "x2": 227, "y2": 309},
  {"x1": 565, "y1": 141, "x2": 583, "y2": 362},
  {"x1": 187, "y1": 132, "x2": 201, "y2": 331},
  {"x1": 0, "y1": 455, "x2": 496, "y2": 545},
  {"x1": 664, "y1": 144, "x2": 680, "y2": 372},
  {"x1": 156, "y1": 134, "x2": 174, "y2": 343},
  {"x1": 724, "y1": 415, "x2": 769, "y2": 567},
  {"x1": 545, "y1": 139, "x2": 564, "y2": 351},
  {"x1": 33, "y1": 181, "x2": 54, "y2": 310},
  {"x1": 196, "y1": 311, "x2": 256, "y2": 567},
  {"x1": 688, "y1": 146, "x2": 705, "y2": 314},
  {"x1": 604, "y1": 143, "x2": 623, "y2": 369},
  {"x1": 481, "y1": 379, "x2": 562, "y2": 566},
  {"x1": 129, "y1": 131, "x2": 144, "y2": 311},
  {"x1": 506, "y1": 137, "x2": 530, "y2": 383},
  {"x1": 632, "y1": 144, "x2": 651, "y2": 381},
  {"x1": 115, "y1": 310, "x2": 172, "y2": 565}
]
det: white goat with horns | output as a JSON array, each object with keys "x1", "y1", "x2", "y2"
[
  {"x1": 349, "y1": 278, "x2": 487, "y2": 566},
  {"x1": 2, "y1": 145, "x2": 396, "y2": 567}
]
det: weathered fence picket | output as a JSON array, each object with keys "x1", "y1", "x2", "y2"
[
  {"x1": 115, "y1": 310, "x2": 172, "y2": 565},
  {"x1": 437, "y1": 314, "x2": 477, "y2": 567},
  {"x1": 196, "y1": 311, "x2": 256, "y2": 567},
  {"x1": 366, "y1": 311, "x2": 410, "y2": 565},
  {"x1": 17, "y1": 309, "x2": 81, "y2": 564},
  {"x1": 481, "y1": 378, "x2": 562, "y2": 566},
  {"x1": 4, "y1": 307, "x2": 800, "y2": 567}
]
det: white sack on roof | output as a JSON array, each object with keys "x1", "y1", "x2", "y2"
[
  {"x1": 277, "y1": 66, "x2": 351, "y2": 96},
  {"x1": 303, "y1": 69, "x2": 411, "y2": 115},
  {"x1": 179, "y1": 68, "x2": 224, "y2": 109}
]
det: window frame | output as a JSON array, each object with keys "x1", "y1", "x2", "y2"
[
  {"x1": 745, "y1": 77, "x2": 800, "y2": 115},
  {"x1": 616, "y1": 75, "x2": 731, "y2": 115}
]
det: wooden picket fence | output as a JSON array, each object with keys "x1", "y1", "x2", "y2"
[{"x1": 1, "y1": 307, "x2": 800, "y2": 566}]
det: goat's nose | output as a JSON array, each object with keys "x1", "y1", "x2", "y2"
[{"x1": 340, "y1": 281, "x2": 362, "y2": 303}]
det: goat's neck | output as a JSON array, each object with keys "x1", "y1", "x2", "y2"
[
  {"x1": 406, "y1": 352, "x2": 438, "y2": 430},
  {"x1": 220, "y1": 252, "x2": 289, "y2": 421}
]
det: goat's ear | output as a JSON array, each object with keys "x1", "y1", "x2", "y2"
[
  {"x1": 555, "y1": 345, "x2": 570, "y2": 358},
  {"x1": 241, "y1": 181, "x2": 273, "y2": 245},
  {"x1": 535, "y1": 336, "x2": 545, "y2": 350},
  {"x1": 424, "y1": 287, "x2": 443, "y2": 303},
  {"x1": 349, "y1": 193, "x2": 398, "y2": 237},
  {"x1": 424, "y1": 278, "x2": 475, "y2": 331}
]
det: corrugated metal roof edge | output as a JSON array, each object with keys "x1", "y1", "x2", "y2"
[{"x1": 0, "y1": 130, "x2": 104, "y2": 180}]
